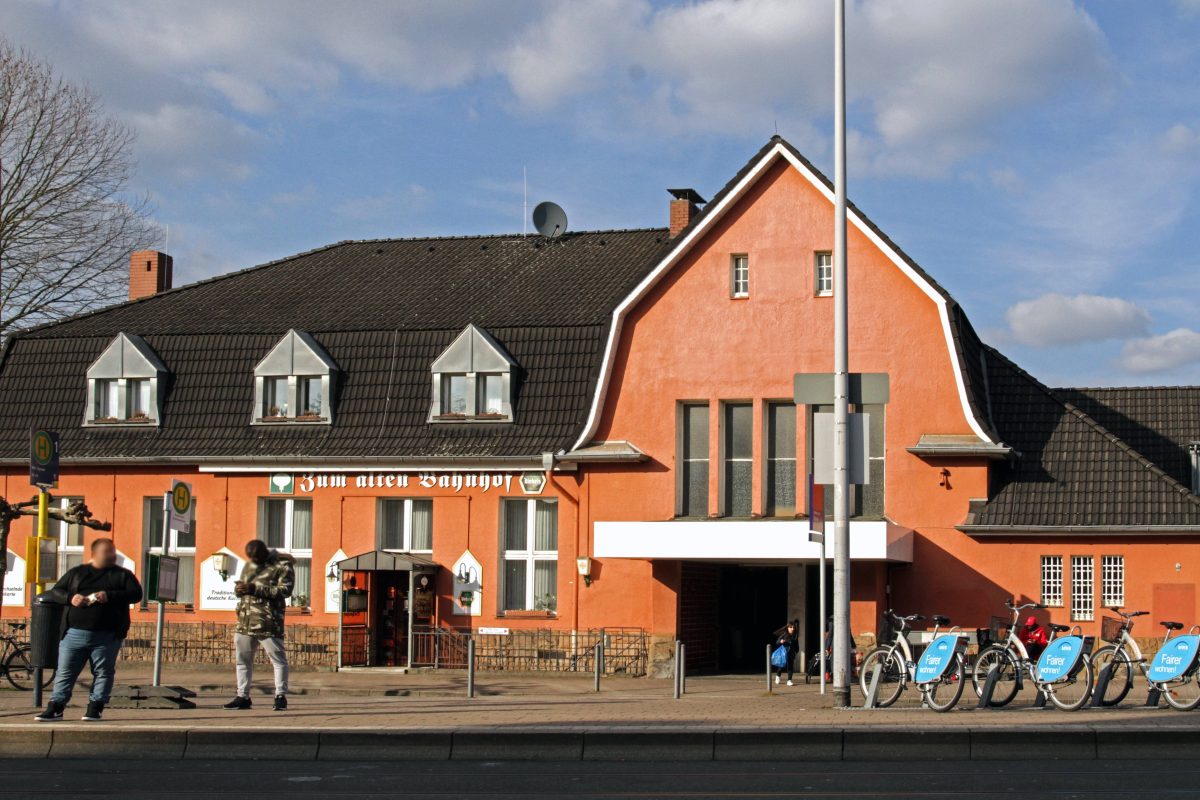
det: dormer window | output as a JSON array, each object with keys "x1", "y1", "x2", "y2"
[
  {"x1": 253, "y1": 330, "x2": 337, "y2": 424},
  {"x1": 85, "y1": 333, "x2": 167, "y2": 426},
  {"x1": 429, "y1": 324, "x2": 516, "y2": 423}
]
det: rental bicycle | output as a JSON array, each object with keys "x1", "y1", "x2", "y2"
[
  {"x1": 1091, "y1": 608, "x2": 1200, "y2": 710},
  {"x1": 0, "y1": 622, "x2": 53, "y2": 691},
  {"x1": 859, "y1": 611, "x2": 968, "y2": 712},
  {"x1": 972, "y1": 599, "x2": 1094, "y2": 711}
]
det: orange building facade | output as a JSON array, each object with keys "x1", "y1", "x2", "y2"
[{"x1": 3, "y1": 138, "x2": 1198, "y2": 675}]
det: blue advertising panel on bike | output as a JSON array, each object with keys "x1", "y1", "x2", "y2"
[
  {"x1": 1147, "y1": 635, "x2": 1200, "y2": 683},
  {"x1": 1036, "y1": 636, "x2": 1085, "y2": 683},
  {"x1": 914, "y1": 634, "x2": 960, "y2": 684}
]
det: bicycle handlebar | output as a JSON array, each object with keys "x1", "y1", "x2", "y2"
[{"x1": 1107, "y1": 607, "x2": 1148, "y2": 619}]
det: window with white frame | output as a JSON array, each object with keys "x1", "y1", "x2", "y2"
[
  {"x1": 1041, "y1": 555, "x2": 1063, "y2": 607},
  {"x1": 143, "y1": 496, "x2": 196, "y2": 605},
  {"x1": 429, "y1": 325, "x2": 517, "y2": 422},
  {"x1": 1101, "y1": 555, "x2": 1124, "y2": 608},
  {"x1": 378, "y1": 498, "x2": 433, "y2": 552},
  {"x1": 1070, "y1": 555, "x2": 1094, "y2": 621},
  {"x1": 85, "y1": 333, "x2": 167, "y2": 426},
  {"x1": 815, "y1": 252, "x2": 833, "y2": 296},
  {"x1": 258, "y1": 498, "x2": 312, "y2": 607},
  {"x1": 501, "y1": 499, "x2": 558, "y2": 613},
  {"x1": 253, "y1": 330, "x2": 337, "y2": 424},
  {"x1": 52, "y1": 497, "x2": 84, "y2": 578},
  {"x1": 731, "y1": 254, "x2": 749, "y2": 298}
]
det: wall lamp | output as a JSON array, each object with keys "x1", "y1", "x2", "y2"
[
  {"x1": 576, "y1": 556, "x2": 593, "y2": 587},
  {"x1": 212, "y1": 552, "x2": 235, "y2": 581}
]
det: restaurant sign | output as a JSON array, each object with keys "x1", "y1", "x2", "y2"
[{"x1": 294, "y1": 472, "x2": 516, "y2": 494}]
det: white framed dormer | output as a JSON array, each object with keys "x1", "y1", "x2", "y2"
[
  {"x1": 253, "y1": 330, "x2": 338, "y2": 425},
  {"x1": 429, "y1": 324, "x2": 516, "y2": 423},
  {"x1": 85, "y1": 333, "x2": 168, "y2": 426}
]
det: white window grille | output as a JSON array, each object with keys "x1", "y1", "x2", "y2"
[
  {"x1": 143, "y1": 496, "x2": 196, "y2": 605},
  {"x1": 54, "y1": 497, "x2": 85, "y2": 578},
  {"x1": 731, "y1": 255, "x2": 749, "y2": 298},
  {"x1": 1040, "y1": 555, "x2": 1063, "y2": 607},
  {"x1": 1071, "y1": 555, "x2": 1094, "y2": 621},
  {"x1": 502, "y1": 499, "x2": 558, "y2": 613},
  {"x1": 259, "y1": 498, "x2": 313, "y2": 607},
  {"x1": 815, "y1": 252, "x2": 833, "y2": 296},
  {"x1": 1101, "y1": 555, "x2": 1124, "y2": 609},
  {"x1": 378, "y1": 498, "x2": 433, "y2": 552}
]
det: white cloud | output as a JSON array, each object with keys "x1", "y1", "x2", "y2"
[
  {"x1": 1118, "y1": 328, "x2": 1200, "y2": 374},
  {"x1": 1004, "y1": 293, "x2": 1150, "y2": 347},
  {"x1": 1161, "y1": 123, "x2": 1200, "y2": 154},
  {"x1": 125, "y1": 104, "x2": 262, "y2": 181}
]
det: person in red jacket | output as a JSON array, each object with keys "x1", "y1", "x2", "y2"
[{"x1": 1019, "y1": 616, "x2": 1049, "y2": 660}]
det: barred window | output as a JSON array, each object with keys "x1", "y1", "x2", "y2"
[
  {"x1": 1101, "y1": 555, "x2": 1124, "y2": 609},
  {"x1": 1071, "y1": 556, "x2": 1094, "y2": 621},
  {"x1": 1041, "y1": 556, "x2": 1063, "y2": 607}
]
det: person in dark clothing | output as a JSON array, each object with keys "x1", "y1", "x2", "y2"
[
  {"x1": 35, "y1": 538, "x2": 142, "y2": 722},
  {"x1": 772, "y1": 619, "x2": 801, "y2": 686}
]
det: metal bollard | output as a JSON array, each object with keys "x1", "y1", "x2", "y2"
[
  {"x1": 673, "y1": 640, "x2": 682, "y2": 699},
  {"x1": 766, "y1": 643, "x2": 773, "y2": 693},
  {"x1": 594, "y1": 641, "x2": 603, "y2": 692},
  {"x1": 467, "y1": 639, "x2": 476, "y2": 699}
]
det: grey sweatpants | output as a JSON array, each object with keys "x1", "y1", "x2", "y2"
[{"x1": 235, "y1": 633, "x2": 289, "y2": 697}]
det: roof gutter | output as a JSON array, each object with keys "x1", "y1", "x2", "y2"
[
  {"x1": 0, "y1": 454, "x2": 567, "y2": 472},
  {"x1": 959, "y1": 524, "x2": 1200, "y2": 536}
]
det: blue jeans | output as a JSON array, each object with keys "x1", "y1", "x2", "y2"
[{"x1": 51, "y1": 628, "x2": 123, "y2": 705}]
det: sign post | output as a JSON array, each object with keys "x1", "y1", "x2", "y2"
[
  {"x1": 808, "y1": 477, "x2": 826, "y2": 694},
  {"x1": 153, "y1": 480, "x2": 193, "y2": 687},
  {"x1": 29, "y1": 428, "x2": 59, "y2": 708}
]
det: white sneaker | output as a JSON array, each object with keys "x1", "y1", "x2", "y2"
[
  {"x1": 786, "y1": 680, "x2": 794, "y2": 687},
  {"x1": 774, "y1": 675, "x2": 780, "y2": 685}
]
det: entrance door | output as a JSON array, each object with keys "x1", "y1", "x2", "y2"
[
  {"x1": 717, "y1": 565, "x2": 788, "y2": 673},
  {"x1": 374, "y1": 572, "x2": 409, "y2": 667}
]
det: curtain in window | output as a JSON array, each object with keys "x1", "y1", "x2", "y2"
[
  {"x1": 176, "y1": 555, "x2": 195, "y2": 604},
  {"x1": 410, "y1": 499, "x2": 433, "y2": 550},
  {"x1": 97, "y1": 380, "x2": 119, "y2": 418},
  {"x1": 264, "y1": 500, "x2": 287, "y2": 549},
  {"x1": 292, "y1": 558, "x2": 311, "y2": 607},
  {"x1": 534, "y1": 501, "x2": 557, "y2": 551},
  {"x1": 380, "y1": 500, "x2": 404, "y2": 550},
  {"x1": 291, "y1": 501, "x2": 313, "y2": 550},
  {"x1": 504, "y1": 500, "x2": 527, "y2": 551},
  {"x1": 533, "y1": 561, "x2": 557, "y2": 612},
  {"x1": 504, "y1": 560, "x2": 526, "y2": 610}
]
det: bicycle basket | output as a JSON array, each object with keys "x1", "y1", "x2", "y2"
[
  {"x1": 1100, "y1": 616, "x2": 1126, "y2": 642},
  {"x1": 989, "y1": 615, "x2": 1009, "y2": 644}
]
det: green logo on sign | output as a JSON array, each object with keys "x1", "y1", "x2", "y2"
[
  {"x1": 32, "y1": 431, "x2": 54, "y2": 466},
  {"x1": 172, "y1": 482, "x2": 191, "y2": 514}
]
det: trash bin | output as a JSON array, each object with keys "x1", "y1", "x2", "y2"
[{"x1": 30, "y1": 592, "x2": 63, "y2": 670}]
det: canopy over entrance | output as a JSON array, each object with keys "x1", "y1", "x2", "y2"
[{"x1": 337, "y1": 550, "x2": 438, "y2": 572}]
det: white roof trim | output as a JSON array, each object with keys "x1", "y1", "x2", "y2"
[{"x1": 571, "y1": 142, "x2": 993, "y2": 450}]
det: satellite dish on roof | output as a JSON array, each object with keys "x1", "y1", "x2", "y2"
[{"x1": 532, "y1": 201, "x2": 568, "y2": 239}]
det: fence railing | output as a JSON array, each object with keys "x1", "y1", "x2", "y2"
[{"x1": 411, "y1": 626, "x2": 648, "y2": 676}]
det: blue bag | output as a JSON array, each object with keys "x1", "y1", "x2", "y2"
[{"x1": 770, "y1": 645, "x2": 789, "y2": 669}]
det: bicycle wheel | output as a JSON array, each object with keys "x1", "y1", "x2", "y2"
[
  {"x1": 1160, "y1": 672, "x2": 1200, "y2": 711},
  {"x1": 971, "y1": 646, "x2": 1020, "y2": 707},
  {"x1": 1089, "y1": 646, "x2": 1133, "y2": 706},
  {"x1": 4, "y1": 648, "x2": 35, "y2": 691},
  {"x1": 859, "y1": 647, "x2": 905, "y2": 708},
  {"x1": 1046, "y1": 656, "x2": 1093, "y2": 711},
  {"x1": 923, "y1": 657, "x2": 966, "y2": 713}
]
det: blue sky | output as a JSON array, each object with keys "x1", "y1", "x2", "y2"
[{"x1": 8, "y1": 0, "x2": 1200, "y2": 386}]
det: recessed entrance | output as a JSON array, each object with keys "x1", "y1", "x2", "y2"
[{"x1": 679, "y1": 563, "x2": 789, "y2": 674}]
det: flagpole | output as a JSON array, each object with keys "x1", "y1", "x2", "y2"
[{"x1": 831, "y1": 0, "x2": 852, "y2": 709}]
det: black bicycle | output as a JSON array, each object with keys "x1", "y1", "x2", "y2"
[{"x1": 1, "y1": 622, "x2": 54, "y2": 690}]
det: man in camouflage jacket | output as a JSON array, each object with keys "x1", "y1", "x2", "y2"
[{"x1": 224, "y1": 539, "x2": 294, "y2": 711}]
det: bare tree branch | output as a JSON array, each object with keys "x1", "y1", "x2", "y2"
[{"x1": 0, "y1": 39, "x2": 160, "y2": 339}]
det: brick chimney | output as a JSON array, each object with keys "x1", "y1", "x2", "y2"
[
  {"x1": 668, "y1": 188, "x2": 706, "y2": 238},
  {"x1": 129, "y1": 250, "x2": 173, "y2": 301}
]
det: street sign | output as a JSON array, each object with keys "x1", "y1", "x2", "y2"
[
  {"x1": 168, "y1": 480, "x2": 194, "y2": 534},
  {"x1": 793, "y1": 372, "x2": 890, "y2": 405},
  {"x1": 269, "y1": 473, "x2": 294, "y2": 495},
  {"x1": 29, "y1": 429, "x2": 60, "y2": 488},
  {"x1": 812, "y1": 412, "x2": 870, "y2": 484},
  {"x1": 147, "y1": 554, "x2": 180, "y2": 603},
  {"x1": 35, "y1": 537, "x2": 57, "y2": 584}
]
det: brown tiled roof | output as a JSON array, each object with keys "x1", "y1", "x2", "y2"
[
  {"x1": 0, "y1": 229, "x2": 671, "y2": 462},
  {"x1": 962, "y1": 349, "x2": 1200, "y2": 530}
]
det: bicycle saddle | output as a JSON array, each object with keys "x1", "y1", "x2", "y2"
[
  {"x1": 6, "y1": 622, "x2": 25, "y2": 631},
  {"x1": 931, "y1": 615, "x2": 951, "y2": 627},
  {"x1": 1048, "y1": 623, "x2": 1070, "y2": 633},
  {"x1": 1160, "y1": 621, "x2": 1184, "y2": 631}
]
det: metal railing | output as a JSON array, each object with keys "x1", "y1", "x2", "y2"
[{"x1": 410, "y1": 626, "x2": 648, "y2": 676}]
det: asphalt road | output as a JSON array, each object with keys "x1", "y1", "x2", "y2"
[{"x1": 1, "y1": 758, "x2": 1198, "y2": 799}]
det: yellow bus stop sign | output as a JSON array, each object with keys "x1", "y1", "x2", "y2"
[{"x1": 168, "y1": 479, "x2": 193, "y2": 534}]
